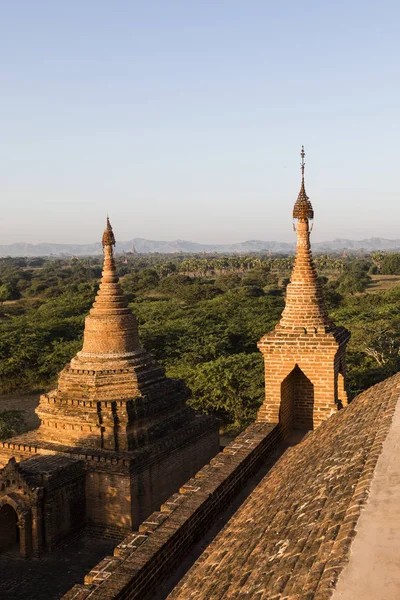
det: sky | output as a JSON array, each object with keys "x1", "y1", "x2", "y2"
[{"x1": 1, "y1": 1, "x2": 400, "y2": 245}]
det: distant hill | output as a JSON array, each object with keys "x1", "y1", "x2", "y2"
[{"x1": 1, "y1": 237, "x2": 400, "y2": 257}]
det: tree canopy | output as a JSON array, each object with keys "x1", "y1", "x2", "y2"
[{"x1": 1, "y1": 252, "x2": 400, "y2": 429}]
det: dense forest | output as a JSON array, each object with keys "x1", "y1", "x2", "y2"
[{"x1": 1, "y1": 251, "x2": 400, "y2": 434}]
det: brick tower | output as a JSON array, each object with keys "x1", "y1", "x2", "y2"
[
  {"x1": 257, "y1": 147, "x2": 350, "y2": 432},
  {"x1": 0, "y1": 219, "x2": 219, "y2": 555}
]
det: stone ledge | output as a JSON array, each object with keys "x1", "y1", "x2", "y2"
[
  {"x1": 0, "y1": 414, "x2": 218, "y2": 474},
  {"x1": 61, "y1": 421, "x2": 282, "y2": 600}
]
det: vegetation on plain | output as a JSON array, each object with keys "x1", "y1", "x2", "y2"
[{"x1": 1, "y1": 251, "x2": 400, "y2": 432}]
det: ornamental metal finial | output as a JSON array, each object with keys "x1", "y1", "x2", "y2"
[
  {"x1": 301, "y1": 145, "x2": 305, "y2": 183},
  {"x1": 293, "y1": 145, "x2": 314, "y2": 221}
]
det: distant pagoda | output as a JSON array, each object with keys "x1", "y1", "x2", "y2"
[{"x1": 127, "y1": 241, "x2": 137, "y2": 254}]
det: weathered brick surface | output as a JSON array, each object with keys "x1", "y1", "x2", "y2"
[
  {"x1": 0, "y1": 455, "x2": 85, "y2": 556},
  {"x1": 168, "y1": 373, "x2": 400, "y2": 600},
  {"x1": 0, "y1": 219, "x2": 219, "y2": 552},
  {"x1": 258, "y1": 157, "x2": 350, "y2": 430},
  {"x1": 60, "y1": 422, "x2": 283, "y2": 600},
  {"x1": 35, "y1": 220, "x2": 216, "y2": 454}
]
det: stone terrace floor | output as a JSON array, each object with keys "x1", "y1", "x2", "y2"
[{"x1": 0, "y1": 535, "x2": 116, "y2": 600}]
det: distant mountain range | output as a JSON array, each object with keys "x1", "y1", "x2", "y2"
[{"x1": 1, "y1": 237, "x2": 400, "y2": 257}]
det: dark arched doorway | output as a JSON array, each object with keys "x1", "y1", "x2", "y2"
[
  {"x1": 0, "y1": 504, "x2": 19, "y2": 552},
  {"x1": 280, "y1": 365, "x2": 314, "y2": 432}
]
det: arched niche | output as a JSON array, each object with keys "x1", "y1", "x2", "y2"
[
  {"x1": 0, "y1": 503, "x2": 19, "y2": 552},
  {"x1": 0, "y1": 495, "x2": 32, "y2": 556},
  {"x1": 280, "y1": 365, "x2": 314, "y2": 432}
]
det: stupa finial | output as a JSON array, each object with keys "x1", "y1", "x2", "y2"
[
  {"x1": 102, "y1": 216, "x2": 116, "y2": 247},
  {"x1": 76, "y1": 219, "x2": 142, "y2": 361},
  {"x1": 293, "y1": 145, "x2": 314, "y2": 220},
  {"x1": 301, "y1": 144, "x2": 305, "y2": 183},
  {"x1": 278, "y1": 146, "x2": 332, "y2": 331}
]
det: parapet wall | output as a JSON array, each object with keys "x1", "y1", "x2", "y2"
[{"x1": 62, "y1": 421, "x2": 282, "y2": 600}]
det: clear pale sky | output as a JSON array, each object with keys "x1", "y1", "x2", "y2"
[{"x1": 1, "y1": 1, "x2": 400, "y2": 244}]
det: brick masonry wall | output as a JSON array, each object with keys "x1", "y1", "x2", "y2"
[
  {"x1": 83, "y1": 429, "x2": 219, "y2": 532},
  {"x1": 0, "y1": 422, "x2": 219, "y2": 537},
  {"x1": 279, "y1": 370, "x2": 295, "y2": 434},
  {"x1": 86, "y1": 471, "x2": 132, "y2": 532},
  {"x1": 130, "y1": 428, "x2": 220, "y2": 529},
  {"x1": 45, "y1": 471, "x2": 86, "y2": 550},
  {"x1": 61, "y1": 422, "x2": 283, "y2": 600},
  {"x1": 258, "y1": 330, "x2": 349, "y2": 429}
]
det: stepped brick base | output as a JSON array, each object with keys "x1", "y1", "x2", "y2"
[{"x1": 0, "y1": 416, "x2": 218, "y2": 555}]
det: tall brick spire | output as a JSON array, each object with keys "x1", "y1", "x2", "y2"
[
  {"x1": 35, "y1": 218, "x2": 218, "y2": 460},
  {"x1": 76, "y1": 217, "x2": 141, "y2": 362},
  {"x1": 279, "y1": 146, "x2": 332, "y2": 332},
  {"x1": 257, "y1": 147, "x2": 350, "y2": 431}
]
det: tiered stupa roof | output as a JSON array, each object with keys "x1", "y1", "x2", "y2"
[
  {"x1": 35, "y1": 219, "x2": 215, "y2": 452},
  {"x1": 70, "y1": 216, "x2": 145, "y2": 367},
  {"x1": 278, "y1": 146, "x2": 333, "y2": 333}
]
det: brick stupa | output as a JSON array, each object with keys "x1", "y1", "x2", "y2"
[
  {"x1": 257, "y1": 148, "x2": 350, "y2": 431},
  {"x1": 0, "y1": 219, "x2": 219, "y2": 554},
  {"x1": 36, "y1": 217, "x2": 200, "y2": 453}
]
